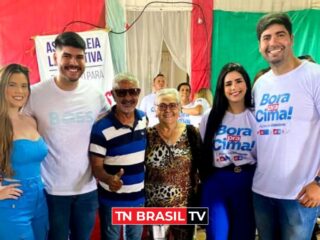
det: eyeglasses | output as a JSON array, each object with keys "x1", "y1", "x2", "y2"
[
  {"x1": 114, "y1": 88, "x2": 141, "y2": 97},
  {"x1": 156, "y1": 103, "x2": 179, "y2": 111}
]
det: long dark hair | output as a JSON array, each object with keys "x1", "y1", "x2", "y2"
[{"x1": 201, "y1": 63, "x2": 252, "y2": 178}]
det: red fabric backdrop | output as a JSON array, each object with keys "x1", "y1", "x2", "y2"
[
  {"x1": 191, "y1": 0, "x2": 212, "y2": 93},
  {"x1": 0, "y1": 0, "x2": 105, "y2": 84},
  {"x1": 1, "y1": 0, "x2": 211, "y2": 89}
]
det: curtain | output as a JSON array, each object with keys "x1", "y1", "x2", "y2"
[
  {"x1": 163, "y1": 11, "x2": 191, "y2": 78},
  {"x1": 191, "y1": 0, "x2": 213, "y2": 97},
  {"x1": 107, "y1": 0, "x2": 126, "y2": 74},
  {"x1": 126, "y1": 10, "x2": 191, "y2": 98}
]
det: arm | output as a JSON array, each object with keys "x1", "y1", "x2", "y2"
[
  {"x1": 90, "y1": 154, "x2": 124, "y2": 192},
  {"x1": 297, "y1": 171, "x2": 320, "y2": 208},
  {"x1": 182, "y1": 105, "x2": 203, "y2": 115},
  {"x1": 297, "y1": 69, "x2": 320, "y2": 207}
]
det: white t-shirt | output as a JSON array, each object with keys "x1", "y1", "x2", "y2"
[
  {"x1": 24, "y1": 79, "x2": 108, "y2": 195},
  {"x1": 253, "y1": 61, "x2": 320, "y2": 199},
  {"x1": 200, "y1": 109, "x2": 257, "y2": 168},
  {"x1": 179, "y1": 98, "x2": 211, "y2": 127},
  {"x1": 139, "y1": 93, "x2": 159, "y2": 127}
]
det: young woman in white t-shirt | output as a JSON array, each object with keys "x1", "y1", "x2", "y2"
[{"x1": 199, "y1": 63, "x2": 257, "y2": 240}]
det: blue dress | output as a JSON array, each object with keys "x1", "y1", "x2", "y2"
[{"x1": 0, "y1": 138, "x2": 48, "y2": 240}]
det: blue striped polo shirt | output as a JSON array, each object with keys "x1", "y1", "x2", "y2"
[{"x1": 89, "y1": 106, "x2": 147, "y2": 207}]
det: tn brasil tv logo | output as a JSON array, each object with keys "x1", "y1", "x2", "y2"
[{"x1": 112, "y1": 207, "x2": 208, "y2": 225}]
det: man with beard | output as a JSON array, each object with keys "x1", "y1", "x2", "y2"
[
  {"x1": 24, "y1": 32, "x2": 109, "y2": 240},
  {"x1": 89, "y1": 73, "x2": 147, "y2": 240},
  {"x1": 253, "y1": 13, "x2": 320, "y2": 240}
]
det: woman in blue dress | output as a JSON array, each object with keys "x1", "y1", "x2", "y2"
[{"x1": 0, "y1": 64, "x2": 49, "y2": 240}]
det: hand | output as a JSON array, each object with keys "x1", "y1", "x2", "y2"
[
  {"x1": 108, "y1": 169, "x2": 124, "y2": 192},
  {"x1": 0, "y1": 183, "x2": 23, "y2": 200},
  {"x1": 297, "y1": 181, "x2": 320, "y2": 208}
]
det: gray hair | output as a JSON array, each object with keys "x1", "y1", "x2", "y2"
[
  {"x1": 112, "y1": 73, "x2": 139, "y2": 89},
  {"x1": 155, "y1": 88, "x2": 181, "y2": 105}
]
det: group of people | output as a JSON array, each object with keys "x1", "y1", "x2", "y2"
[
  {"x1": 1, "y1": 12, "x2": 320, "y2": 240},
  {"x1": 139, "y1": 76, "x2": 213, "y2": 129},
  {"x1": 0, "y1": 32, "x2": 108, "y2": 240},
  {"x1": 198, "y1": 12, "x2": 320, "y2": 240}
]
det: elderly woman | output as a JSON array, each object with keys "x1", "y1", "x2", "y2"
[{"x1": 145, "y1": 88, "x2": 202, "y2": 240}]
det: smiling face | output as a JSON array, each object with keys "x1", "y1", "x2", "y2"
[
  {"x1": 6, "y1": 73, "x2": 30, "y2": 109},
  {"x1": 224, "y1": 71, "x2": 247, "y2": 105},
  {"x1": 54, "y1": 46, "x2": 85, "y2": 84},
  {"x1": 259, "y1": 23, "x2": 294, "y2": 66},
  {"x1": 112, "y1": 80, "x2": 140, "y2": 115},
  {"x1": 156, "y1": 94, "x2": 180, "y2": 125}
]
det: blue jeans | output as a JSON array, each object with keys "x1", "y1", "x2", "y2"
[
  {"x1": 99, "y1": 203, "x2": 143, "y2": 240},
  {"x1": 253, "y1": 192, "x2": 319, "y2": 240},
  {"x1": 46, "y1": 190, "x2": 98, "y2": 240},
  {"x1": 201, "y1": 167, "x2": 256, "y2": 240},
  {"x1": 0, "y1": 176, "x2": 48, "y2": 240}
]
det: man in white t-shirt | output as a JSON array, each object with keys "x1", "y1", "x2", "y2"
[
  {"x1": 139, "y1": 73, "x2": 166, "y2": 126},
  {"x1": 253, "y1": 12, "x2": 320, "y2": 240},
  {"x1": 24, "y1": 32, "x2": 109, "y2": 240}
]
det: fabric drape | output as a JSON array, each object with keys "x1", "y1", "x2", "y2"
[
  {"x1": 107, "y1": 0, "x2": 126, "y2": 74},
  {"x1": 126, "y1": 10, "x2": 191, "y2": 98}
]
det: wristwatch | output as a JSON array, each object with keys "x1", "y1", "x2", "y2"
[{"x1": 314, "y1": 176, "x2": 320, "y2": 186}]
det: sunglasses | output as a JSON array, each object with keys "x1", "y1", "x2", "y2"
[
  {"x1": 114, "y1": 88, "x2": 141, "y2": 97},
  {"x1": 156, "y1": 103, "x2": 179, "y2": 111}
]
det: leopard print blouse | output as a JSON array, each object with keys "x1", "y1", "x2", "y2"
[{"x1": 145, "y1": 126, "x2": 194, "y2": 207}]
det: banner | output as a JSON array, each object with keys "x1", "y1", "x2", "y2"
[{"x1": 35, "y1": 30, "x2": 114, "y2": 96}]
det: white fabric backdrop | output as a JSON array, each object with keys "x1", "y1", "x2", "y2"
[{"x1": 126, "y1": 10, "x2": 191, "y2": 98}]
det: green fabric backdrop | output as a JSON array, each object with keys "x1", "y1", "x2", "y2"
[
  {"x1": 107, "y1": 0, "x2": 126, "y2": 74},
  {"x1": 211, "y1": 9, "x2": 320, "y2": 91}
]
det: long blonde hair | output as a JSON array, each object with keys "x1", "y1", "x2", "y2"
[
  {"x1": 0, "y1": 64, "x2": 30, "y2": 178},
  {"x1": 195, "y1": 88, "x2": 213, "y2": 106}
]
